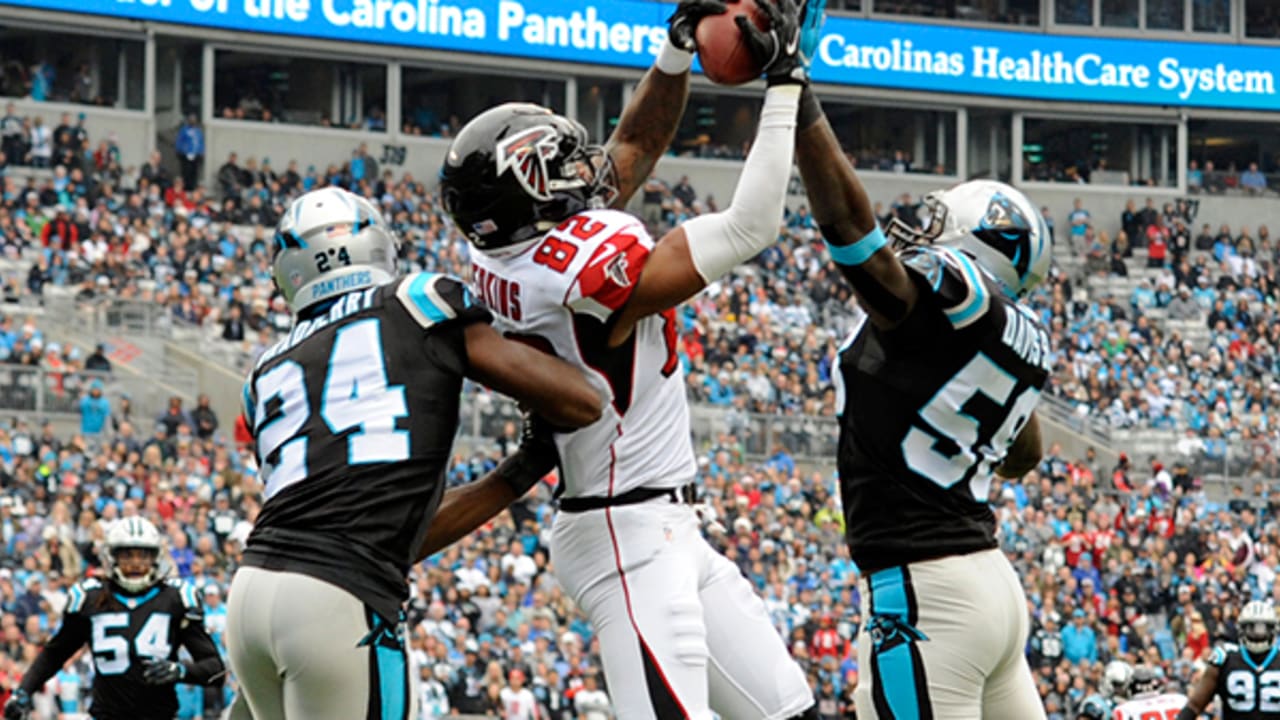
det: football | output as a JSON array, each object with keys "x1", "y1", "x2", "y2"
[{"x1": 695, "y1": 0, "x2": 768, "y2": 86}]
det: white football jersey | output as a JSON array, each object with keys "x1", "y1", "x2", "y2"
[
  {"x1": 1112, "y1": 692, "x2": 1187, "y2": 720},
  {"x1": 470, "y1": 209, "x2": 696, "y2": 498}
]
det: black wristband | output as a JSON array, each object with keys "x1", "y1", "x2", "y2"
[
  {"x1": 494, "y1": 450, "x2": 545, "y2": 497},
  {"x1": 1174, "y1": 708, "x2": 1197, "y2": 720},
  {"x1": 798, "y1": 86, "x2": 824, "y2": 130}
]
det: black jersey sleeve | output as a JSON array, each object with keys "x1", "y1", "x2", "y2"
[
  {"x1": 18, "y1": 607, "x2": 90, "y2": 694},
  {"x1": 168, "y1": 580, "x2": 225, "y2": 686},
  {"x1": 393, "y1": 272, "x2": 493, "y2": 334},
  {"x1": 177, "y1": 618, "x2": 226, "y2": 686},
  {"x1": 899, "y1": 246, "x2": 994, "y2": 332}
]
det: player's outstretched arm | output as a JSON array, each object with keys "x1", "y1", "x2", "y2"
[
  {"x1": 416, "y1": 414, "x2": 558, "y2": 561},
  {"x1": 994, "y1": 412, "x2": 1042, "y2": 478},
  {"x1": 6, "y1": 613, "x2": 90, "y2": 718},
  {"x1": 1176, "y1": 664, "x2": 1217, "y2": 720},
  {"x1": 464, "y1": 323, "x2": 605, "y2": 429},
  {"x1": 603, "y1": 0, "x2": 725, "y2": 208},
  {"x1": 605, "y1": 0, "x2": 810, "y2": 348},
  {"x1": 795, "y1": 88, "x2": 917, "y2": 330}
]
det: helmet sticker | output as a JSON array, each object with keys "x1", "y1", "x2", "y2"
[{"x1": 495, "y1": 125, "x2": 561, "y2": 202}]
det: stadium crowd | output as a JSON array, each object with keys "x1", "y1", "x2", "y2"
[{"x1": 0, "y1": 106, "x2": 1275, "y2": 718}]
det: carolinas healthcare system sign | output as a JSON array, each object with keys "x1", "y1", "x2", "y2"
[{"x1": 6, "y1": 0, "x2": 1280, "y2": 111}]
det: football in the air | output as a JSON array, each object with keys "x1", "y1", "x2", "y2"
[{"x1": 695, "y1": 0, "x2": 768, "y2": 86}]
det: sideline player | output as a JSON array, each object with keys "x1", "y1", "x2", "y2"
[
  {"x1": 3, "y1": 517, "x2": 225, "y2": 720},
  {"x1": 1113, "y1": 667, "x2": 1185, "y2": 720},
  {"x1": 226, "y1": 186, "x2": 604, "y2": 720},
  {"x1": 438, "y1": 1, "x2": 824, "y2": 718},
  {"x1": 793, "y1": 86, "x2": 1053, "y2": 717},
  {"x1": 1179, "y1": 601, "x2": 1280, "y2": 720}
]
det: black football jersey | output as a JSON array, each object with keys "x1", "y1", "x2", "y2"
[
  {"x1": 1211, "y1": 643, "x2": 1280, "y2": 718},
  {"x1": 241, "y1": 273, "x2": 491, "y2": 623},
  {"x1": 834, "y1": 246, "x2": 1051, "y2": 572},
  {"x1": 20, "y1": 577, "x2": 222, "y2": 720}
]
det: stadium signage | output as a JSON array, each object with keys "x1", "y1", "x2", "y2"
[{"x1": 12, "y1": 0, "x2": 1280, "y2": 111}]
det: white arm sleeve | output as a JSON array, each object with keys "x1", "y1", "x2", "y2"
[{"x1": 681, "y1": 84, "x2": 800, "y2": 283}]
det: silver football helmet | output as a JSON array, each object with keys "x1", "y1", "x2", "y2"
[
  {"x1": 101, "y1": 516, "x2": 170, "y2": 593},
  {"x1": 887, "y1": 180, "x2": 1051, "y2": 299},
  {"x1": 1103, "y1": 660, "x2": 1133, "y2": 699},
  {"x1": 1240, "y1": 601, "x2": 1279, "y2": 654},
  {"x1": 273, "y1": 187, "x2": 400, "y2": 313}
]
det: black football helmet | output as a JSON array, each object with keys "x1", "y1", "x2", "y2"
[
  {"x1": 1130, "y1": 666, "x2": 1161, "y2": 696},
  {"x1": 439, "y1": 103, "x2": 616, "y2": 252}
]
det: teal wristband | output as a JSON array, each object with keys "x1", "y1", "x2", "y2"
[{"x1": 826, "y1": 226, "x2": 887, "y2": 266}]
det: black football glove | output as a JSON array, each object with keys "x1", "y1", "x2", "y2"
[
  {"x1": 668, "y1": 0, "x2": 729, "y2": 52},
  {"x1": 142, "y1": 658, "x2": 187, "y2": 685},
  {"x1": 3, "y1": 689, "x2": 32, "y2": 720},
  {"x1": 736, "y1": 0, "x2": 807, "y2": 86},
  {"x1": 498, "y1": 410, "x2": 560, "y2": 497}
]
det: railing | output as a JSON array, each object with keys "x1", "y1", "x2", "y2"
[
  {"x1": 455, "y1": 394, "x2": 840, "y2": 468},
  {"x1": 0, "y1": 365, "x2": 172, "y2": 425},
  {"x1": 1040, "y1": 392, "x2": 1112, "y2": 447}
]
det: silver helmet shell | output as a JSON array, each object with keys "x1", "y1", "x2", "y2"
[
  {"x1": 887, "y1": 180, "x2": 1051, "y2": 299},
  {"x1": 273, "y1": 187, "x2": 400, "y2": 313},
  {"x1": 101, "y1": 516, "x2": 170, "y2": 593},
  {"x1": 1240, "y1": 601, "x2": 1279, "y2": 654}
]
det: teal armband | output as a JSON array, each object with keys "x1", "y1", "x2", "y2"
[{"x1": 826, "y1": 226, "x2": 887, "y2": 266}]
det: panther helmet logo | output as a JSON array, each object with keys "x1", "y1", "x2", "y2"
[{"x1": 495, "y1": 125, "x2": 561, "y2": 203}]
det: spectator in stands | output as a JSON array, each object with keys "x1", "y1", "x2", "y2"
[
  {"x1": 39, "y1": 208, "x2": 78, "y2": 251},
  {"x1": 672, "y1": 175, "x2": 697, "y2": 208},
  {"x1": 175, "y1": 115, "x2": 204, "y2": 191},
  {"x1": 78, "y1": 379, "x2": 111, "y2": 436},
  {"x1": 221, "y1": 304, "x2": 245, "y2": 341},
  {"x1": 1240, "y1": 162, "x2": 1267, "y2": 195},
  {"x1": 27, "y1": 116, "x2": 50, "y2": 168},
  {"x1": 1041, "y1": 206, "x2": 1056, "y2": 248},
  {"x1": 217, "y1": 152, "x2": 243, "y2": 201},
  {"x1": 1146, "y1": 223, "x2": 1168, "y2": 268},
  {"x1": 191, "y1": 394, "x2": 218, "y2": 441},
  {"x1": 139, "y1": 150, "x2": 171, "y2": 191},
  {"x1": 573, "y1": 672, "x2": 610, "y2": 720},
  {"x1": 1, "y1": 103, "x2": 22, "y2": 163},
  {"x1": 156, "y1": 395, "x2": 193, "y2": 438},
  {"x1": 1069, "y1": 198, "x2": 1090, "y2": 252},
  {"x1": 1187, "y1": 160, "x2": 1203, "y2": 193}
]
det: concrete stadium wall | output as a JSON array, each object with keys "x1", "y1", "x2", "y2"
[
  {"x1": 204, "y1": 120, "x2": 451, "y2": 189},
  {"x1": 7, "y1": 99, "x2": 152, "y2": 169}
]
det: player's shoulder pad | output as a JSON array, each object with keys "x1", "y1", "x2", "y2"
[
  {"x1": 167, "y1": 578, "x2": 203, "y2": 614},
  {"x1": 1209, "y1": 643, "x2": 1236, "y2": 666},
  {"x1": 66, "y1": 578, "x2": 104, "y2": 613},
  {"x1": 241, "y1": 375, "x2": 255, "y2": 428},
  {"x1": 900, "y1": 245, "x2": 992, "y2": 330},
  {"x1": 394, "y1": 272, "x2": 482, "y2": 330},
  {"x1": 562, "y1": 211, "x2": 653, "y2": 321}
]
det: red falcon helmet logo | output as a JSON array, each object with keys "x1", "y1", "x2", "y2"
[{"x1": 495, "y1": 125, "x2": 560, "y2": 202}]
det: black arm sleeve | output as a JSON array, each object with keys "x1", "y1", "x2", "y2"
[
  {"x1": 18, "y1": 614, "x2": 89, "y2": 694},
  {"x1": 177, "y1": 618, "x2": 226, "y2": 686}
]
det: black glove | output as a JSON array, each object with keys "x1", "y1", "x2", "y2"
[
  {"x1": 668, "y1": 0, "x2": 728, "y2": 52},
  {"x1": 735, "y1": 0, "x2": 807, "y2": 86},
  {"x1": 496, "y1": 410, "x2": 560, "y2": 497},
  {"x1": 141, "y1": 658, "x2": 187, "y2": 685},
  {"x1": 3, "y1": 689, "x2": 32, "y2": 720}
]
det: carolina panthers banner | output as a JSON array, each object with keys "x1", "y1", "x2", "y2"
[{"x1": 5, "y1": 0, "x2": 1279, "y2": 111}]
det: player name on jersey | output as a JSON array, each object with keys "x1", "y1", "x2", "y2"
[
  {"x1": 255, "y1": 286, "x2": 378, "y2": 368},
  {"x1": 1000, "y1": 304, "x2": 1052, "y2": 373},
  {"x1": 472, "y1": 265, "x2": 523, "y2": 321}
]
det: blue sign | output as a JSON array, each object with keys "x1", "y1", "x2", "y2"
[{"x1": 5, "y1": 0, "x2": 1279, "y2": 111}]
